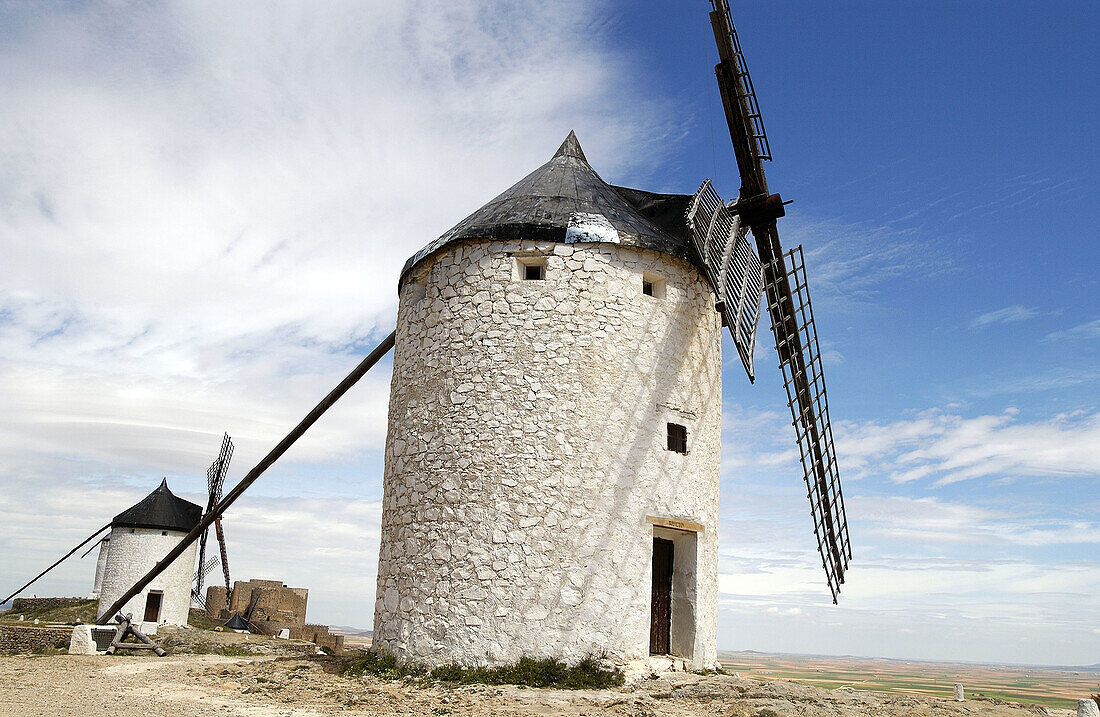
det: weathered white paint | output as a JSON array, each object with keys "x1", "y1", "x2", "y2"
[
  {"x1": 96, "y1": 526, "x2": 196, "y2": 632},
  {"x1": 374, "y1": 239, "x2": 721, "y2": 668},
  {"x1": 565, "y1": 212, "x2": 620, "y2": 245},
  {"x1": 68, "y1": 624, "x2": 116, "y2": 655},
  {"x1": 88, "y1": 537, "x2": 110, "y2": 599}
]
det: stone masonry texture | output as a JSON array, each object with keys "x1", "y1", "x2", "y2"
[
  {"x1": 374, "y1": 239, "x2": 721, "y2": 668},
  {"x1": 0, "y1": 625, "x2": 72, "y2": 654}
]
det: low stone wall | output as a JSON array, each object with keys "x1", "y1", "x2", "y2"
[
  {"x1": 249, "y1": 621, "x2": 343, "y2": 654},
  {"x1": 251, "y1": 621, "x2": 302, "y2": 639},
  {"x1": 10, "y1": 597, "x2": 86, "y2": 613},
  {"x1": 0, "y1": 625, "x2": 72, "y2": 654},
  {"x1": 303, "y1": 624, "x2": 344, "y2": 655}
]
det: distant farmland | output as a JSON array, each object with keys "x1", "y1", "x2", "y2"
[{"x1": 719, "y1": 651, "x2": 1100, "y2": 710}]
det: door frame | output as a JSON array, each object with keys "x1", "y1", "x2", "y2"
[{"x1": 143, "y1": 590, "x2": 163, "y2": 623}]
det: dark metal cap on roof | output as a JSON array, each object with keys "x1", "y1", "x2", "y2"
[
  {"x1": 111, "y1": 478, "x2": 203, "y2": 533},
  {"x1": 399, "y1": 131, "x2": 703, "y2": 283}
]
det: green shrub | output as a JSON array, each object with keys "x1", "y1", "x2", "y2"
[
  {"x1": 340, "y1": 649, "x2": 426, "y2": 680},
  {"x1": 341, "y1": 650, "x2": 623, "y2": 690}
]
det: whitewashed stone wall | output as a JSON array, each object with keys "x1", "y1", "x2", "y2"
[
  {"x1": 88, "y1": 537, "x2": 110, "y2": 599},
  {"x1": 374, "y1": 239, "x2": 721, "y2": 668},
  {"x1": 97, "y1": 527, "x2": 196, "y2": 632}
]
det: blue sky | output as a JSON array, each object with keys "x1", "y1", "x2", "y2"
[{"x1": 1, "y1": 1, "x2": 1097, "y2": 665}]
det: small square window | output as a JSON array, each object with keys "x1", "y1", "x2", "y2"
[
  {"x1": 515, "y1": 255, "x2": 548, "y2": 281},
  {"x1": 667, "y1": 423, "x2": 687, "y2": 454},
  {"x1": 642, "y1": 272, "x2": 666, "y2": 299},
  {"x1": 405, "y1": 276, "x2": 427, "y2": 304}
]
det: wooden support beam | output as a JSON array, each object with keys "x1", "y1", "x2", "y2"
[
  {"x1": 104, "y1": 613, "x2": 167, "y2": 656},
  {"x1": 127, "y1": 621, "x2": 167, "y2": 657}
]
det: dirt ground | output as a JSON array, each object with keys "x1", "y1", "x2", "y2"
[{"x1": 0, "y1": 651, "x2": 1077, "y2": 717}]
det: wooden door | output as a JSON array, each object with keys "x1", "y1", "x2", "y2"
[
  {"x1": 143, "y1": 592, "x2": 162, "y2": 623},
  {"x1": 649, "y1": 537, "x2": 674, "y2": 654}
]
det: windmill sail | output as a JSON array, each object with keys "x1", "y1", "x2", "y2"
[
  {"x1": 686, "y1": 180, "x2": 764, "y2": 381},
  {"x1": 191, "y1": 555, "x2": 220, "y2": 607},
  {"x1": 768, "y1": 247, "x2": 851, "y2": 601},
  {"x1": 707, "y1": 0, "x2": 851, "y2": 600},
  {"x1": 196, "y1": 433, "x2": 234, "y2": 607}
]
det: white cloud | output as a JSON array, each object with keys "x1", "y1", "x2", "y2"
[
  {"x1": 834, "y1": 409, "x2": 1100, "y2": 486},
  {"x1": 852, "y1": 495, "x2": 1100, "y2": 546},
  {"x1": 1046, "y1": 318, "x2": 1100, "y2": 342},
  {"x1": 724, "y1": 403, "x2": 1100, "y2": 487},
  {"x1": 0, "y1": 1, "x2": 670, "y2": 466},
  {"x1": 970, "y1": 305, "x2": 1040, "y2": 328},
  {"x1": 781, "y1": 210, "x2": 953, "y2": 312}
]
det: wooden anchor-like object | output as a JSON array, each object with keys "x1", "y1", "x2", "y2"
[{"x1": 105, "y1": 613, "x2": 167, "y2": 657}]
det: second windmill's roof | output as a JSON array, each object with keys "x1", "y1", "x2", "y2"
[
  {"x1": 400, "y1": 131, "x2": 702, "y2": 283},
  {"x1": 111, "y1": 478, "x2": 203, "y2": 533}
]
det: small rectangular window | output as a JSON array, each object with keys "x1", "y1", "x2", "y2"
[
  {"x1": 642, "y1": 272, "x2": 666, "y2": 299},
  {"x1": 406, "y1": 276, "x2": 427, "y2": 304},
  {"x1": 667, "y1": 423, "x2": 687, "y2": 453},
  {"x1": 515, "y1": 255, "x2": 548, "y2": 281}
]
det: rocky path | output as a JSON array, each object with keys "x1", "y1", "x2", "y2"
[{"x1": 0, "y1": 653, "x2": 1076, "y2": 716}]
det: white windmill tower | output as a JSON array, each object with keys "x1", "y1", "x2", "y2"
[
  {"x1": 372, "y1": 2, "x2": 850, "y2": 669},
  {"x1": 96, "y1": 479, "x2": 203, "y2": 633}
]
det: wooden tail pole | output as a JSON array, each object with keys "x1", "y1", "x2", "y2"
[
  {"x1": 96, "y1": 330, "x2": 397, "y2": 625},
  {"x1": 130, "y1": 627, "x2": 167, "y2": 656},
  {"x1": 105, "y1": 614, "x2": 167, "y2": 656},
  {"x1": 2, "y1": 523, "x2": 111, "y2": 606}
]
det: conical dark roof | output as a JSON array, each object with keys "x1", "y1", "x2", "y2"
[
  {"x1": 223, "y1": 613, "x2": 251, "y2": 632},
  {"x1": 111, "y1": 478, "x2": 203, "y2": 532},
  {"x1": 400, "y1": 131, "x2": 702, "y2": 282}
]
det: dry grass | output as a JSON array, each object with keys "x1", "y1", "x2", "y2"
[{"x1": 0, "y1": 599, "x2": 97, "y2": 625}]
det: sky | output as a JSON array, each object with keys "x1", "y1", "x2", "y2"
[{"x1": 1, "y1": 0, "x2": 1097, "y2": 667}]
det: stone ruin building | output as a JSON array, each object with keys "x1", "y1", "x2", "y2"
[
  {"x1": 95, "y1": 479, "x2": 201, "y2": 634},
  {"x1": 373, "y1": 133, "x2": 720, "y2": 669},
  {"x1": 206, "y1": 579, "x2": 343, "y2": 653}
]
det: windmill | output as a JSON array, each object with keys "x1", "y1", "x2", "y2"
[
  {"x1": 693, "y1": 0, "x2": 852, "y2": 601},
  {"x1": 194, "y1": 433, "x2": 234, "y2": 610},
  {"x1": 93, "y1": 6, "x2": 850, "y2": 655}
]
